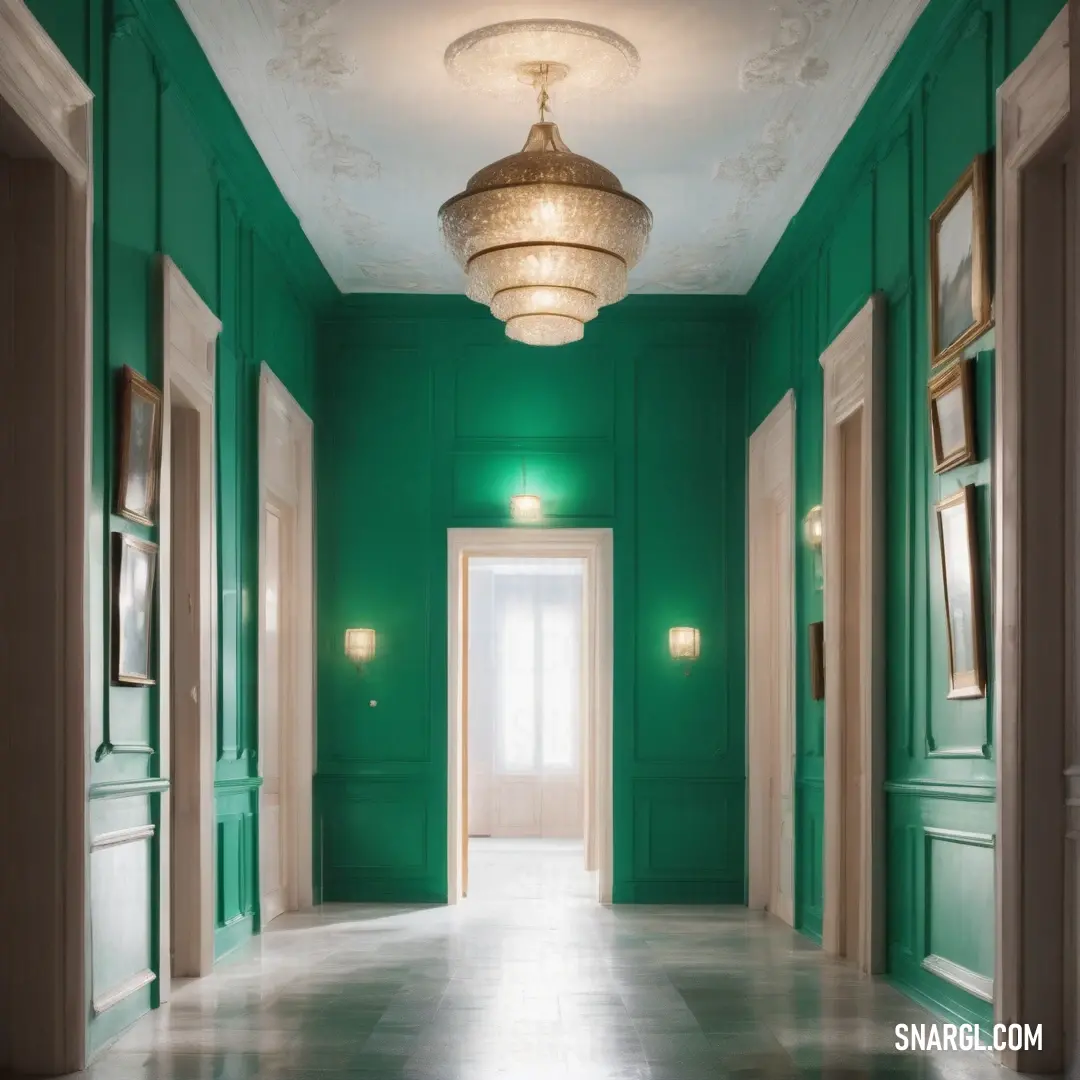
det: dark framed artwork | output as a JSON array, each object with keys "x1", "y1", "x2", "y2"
[
  {"x1": 928, "y1": 359, "x2": 976, "y2": 473},
  {"x1": 930, "y1": 154, "x2": 993, "y2": 367},
  {"x1": 116, "y1": 366, "x2": 163, "y2": 526},
  {"x1": 935, "y1": 486, "x2": 986, "y2": 699},
  {"x1": 112, "y1": 533, "x2": 158, "y2": 686},
  {"x1": 809, "y1": 621, "x2": 825, "y2": 702}
]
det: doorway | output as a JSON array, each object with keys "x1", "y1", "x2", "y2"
[
  {"x1": 747, "y1": 390, "x2": 796, "y2": 927},
  {"x1": 819, "y1": 294, "x2": 885, "y2": 975},
  {"x1": 0, "y1": 5, "x2": 93, "y2": 1072},
  {"x1": 465, "y1": 557, "x2": 592, "y2": 900},
  {"x1": 159, "y1": 256, "x2": 220, "y2": 991},
  {"x1": 447, "y1": 529, "x2": 614, "y2": 904},
  {"x1": 257, "y1": 365, "x2": 315, "y2": 926},
  {"x1": 994, "y1": 8, "x2": 1071, "y2": 1071}
]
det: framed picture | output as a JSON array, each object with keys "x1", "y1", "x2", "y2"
[
  {"x1": 116, "y1": 366, "x2": 163, "y2": 526},
  {"x1": 112, "y1": 533, "x2": 158, "y2": 686},
  {"x1": 928, "y1": 359, "x2": 976, "y2": 473},
  {"x1": 930, "y1": 154, "x2": 993, "y2": 367},
  {"x1": 808, "y1": 621, "x2": 825, "y2": 702},
  {"x1": 935, "y1": 486, "x2": 985, "y2": 699}
]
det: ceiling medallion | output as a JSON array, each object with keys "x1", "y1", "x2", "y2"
[{"x1": 438, "y1": 20, "x2": 652, "y2": 347}]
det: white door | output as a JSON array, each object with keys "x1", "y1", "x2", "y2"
[
  {"x1": 260, "y1": 505, "x2": 287, "y2": 924},
  {"x1": 771, "y1": 498, "x2": 795, "y2": 921},
  {"x1": 747, "y1": 393, "x2": 796, "y2": 927},
  {"x1": 257, "y1": 366, "x2": 314, "y2": 924}
]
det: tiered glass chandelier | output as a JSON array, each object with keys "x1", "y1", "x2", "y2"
[{"x1": 439, "y1": 41, "x2": 652, "y2": 347}]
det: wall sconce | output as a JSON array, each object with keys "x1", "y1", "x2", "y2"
[
  {"x1": 510, "y1": 493, "x2": 542, "y2": 521},
  {"x1": 510, "y1": 458, "x2": 542, "y2": 522},
  {"x1": 804, "y1": 504, "x2": 824, "y2": 591},
  {"x1": 344, "y1": 628, "x2": 376, "y2": 670},
  {"x1": 669, "y1": 627, "x2": 700, "y2": 675}
]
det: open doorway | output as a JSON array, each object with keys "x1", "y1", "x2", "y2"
[
  {"x1": 0, "y1": 0, "x2": 92, "y2": 1067},
  {"x1": 257, "y1": 365, "x2": 314, "y2": 927},
  {"x1": 819, "y1": 294, "x2": 885, "y2": 975},
  {"x1": 0, "y1": 4, "x2": 93, "y2": 1072},
  {"x1": 447, "y1": 529, "x2": 614, "y2": 904},
  {"x1": 465, "y1": 556, "x2": 593, "y2": 901},
  {"x1": 747, "y1": 390, "x2": 796, "y2": 927}
]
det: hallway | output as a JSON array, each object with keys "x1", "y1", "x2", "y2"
[{"x1": 82, "y1": 843, "x2": 1018, "y2": 1080}]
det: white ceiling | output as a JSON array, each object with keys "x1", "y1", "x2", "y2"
[{"x1": 175, "y1": 0, "x2": 928, "y2": 295}]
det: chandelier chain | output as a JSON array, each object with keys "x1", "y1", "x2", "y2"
[{"x1": 536, "y1": 62, "x2": 551, "y2": 122}]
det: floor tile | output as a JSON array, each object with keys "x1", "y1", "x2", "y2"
[{"x1": 63, "y1": 840, "x2": 1022, "y2": 1080}]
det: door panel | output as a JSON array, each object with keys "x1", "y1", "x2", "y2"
[
  {"x1": 747, "y1": 395, "x2": 795, "y2": 927},
  {"x1": 260, "y1": 507, "x2": 286, "y2": 924},
  {"x1": 773, "y1": 500, "x2": 795, "y2": 922}
]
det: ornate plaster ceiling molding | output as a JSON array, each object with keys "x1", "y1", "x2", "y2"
[
  {"x1": 740, "y1": 0, "x2": 834, "y2": 91},
  {"x1": 444, "y1": 19, "x2": 639, "y2": 101},
  {"x1": 266, "y1": 0, "x2": 356, "y2": 90},
  {"x1": 299, "y1": 115, "x2": 381, "y2": 181},
  {"x1": 320, "y1": 194, "x2": 380, "y2": 246},
  {"x1": 714, "y1": 117, "x2": 798, "y2": 218}
]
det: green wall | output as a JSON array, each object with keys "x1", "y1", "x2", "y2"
[
  {"x1": 747, "y1": 0, "x2": 1063, "y2": 1026},
  {"x1": 25, "y1": 0, "x2": 332, "y2": 1054},
  {"x1": 316, "y1": 295, "x2": 750, "y2": 904}
]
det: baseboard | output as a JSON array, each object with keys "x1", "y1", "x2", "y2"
[
  {"x1": 612, "y1": 880, "x2": 745, "y2": 904},
  {"x1": 214, "y1": 913, "x2": 254, "y2": 961}
]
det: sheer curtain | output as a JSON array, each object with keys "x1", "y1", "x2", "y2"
[{"x1": 468, "y1": 558, "x2": 585, "y2": 837}]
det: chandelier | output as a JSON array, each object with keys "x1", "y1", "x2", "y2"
[{"x1": 438, "y1": 22, "x2": 652, "y2": 347}]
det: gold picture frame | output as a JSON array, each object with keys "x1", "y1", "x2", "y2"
[
  {"x1": 929, "y1": 154, "x2": 993, "y2": 368},
  {"x1": 112, "y1": 533, "x2": 158, "y2": 686},
  {"x1": 116, "y1": 365, "x2": 163, "y2": 526},
  {"x1": 928, "y1": 359, "x2": 976, "y2": 473},
  {"x1": 935, "y1": 486, "x2": 985, "y2": 700}
]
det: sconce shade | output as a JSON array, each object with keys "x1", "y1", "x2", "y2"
[
  {"x1": 510, "y1": 493, "x2": 542, "y2": 522},
  {"x1": 803, "y1": 505, "x2": 824, "y2": 550},
  {"x1": 344, "y1": 628, "x2": 376, "y2": 665},
  {"x1": 669, "y1": 627, "x2": 700, "y2": 661}
]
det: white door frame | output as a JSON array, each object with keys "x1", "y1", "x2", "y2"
[
  {"x1": 0, "y1": 1, "x2": 92, "y2": 1072},
  {"x1": 747, "y1": 390, "x2": 796, "y2": 927},
  {"x1": 820, "y1": 293, "x2": 886, "y2": 974},
  {"x1": 447, "y1": 528, "x2": 614, "y2": 904},
  {"x1": 258, "y1": 364, "x2": 315, "y2": 919},
  {"x1": 158, "y1": 256, "x2": 220, "y2": 989},
  {"x1": 994, "y1": 9, "x2": 1069, "y2": 1071}
]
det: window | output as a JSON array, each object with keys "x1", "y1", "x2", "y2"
[
  {"x1": 498, "y1": 601, "x2": 536, "y2": 771},
  {"x1": 490, "y1": 562, "x2": 582, "y2": 775}
]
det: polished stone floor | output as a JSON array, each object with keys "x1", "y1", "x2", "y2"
[{"x1": 75, "y1": 840, "x2": 1028, "y2": 1080}]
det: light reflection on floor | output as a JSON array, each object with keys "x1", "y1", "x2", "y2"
[{"x1": 71, "y1": 839, "x2": 1026, "y2": 1080}]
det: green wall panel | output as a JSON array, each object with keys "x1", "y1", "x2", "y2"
[
  {"x1": 317, "y1": 296, "x2": 749, "y2": 904},
  {"x1": 453, "y1": 353, "x2": 616, "y2": 440},
  {"x1": 629, "y1": 778, "x2": 744, "y2": 903},
  {"x1": 747, "y1": 0, "x2": 1062, "y2": 1025}
]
